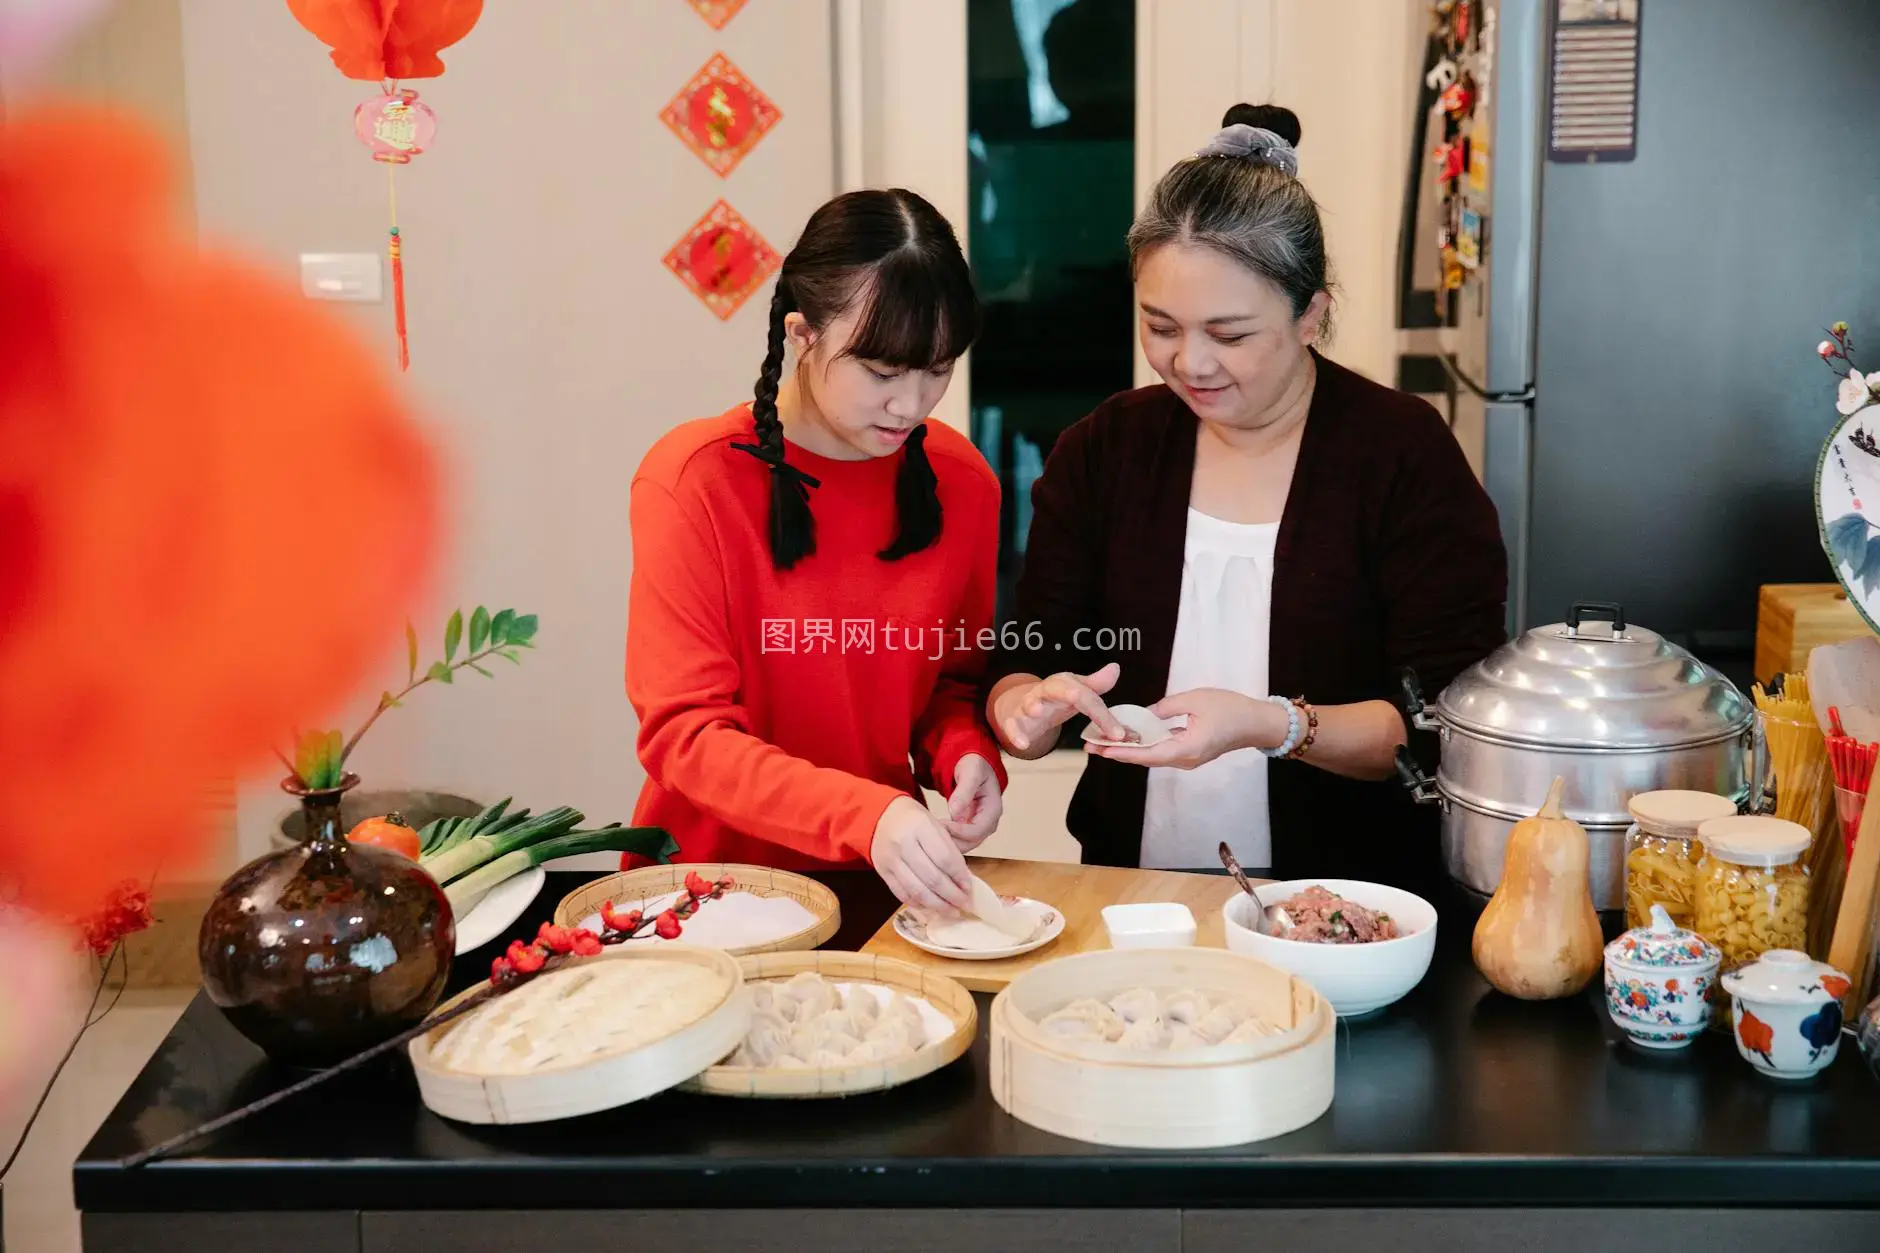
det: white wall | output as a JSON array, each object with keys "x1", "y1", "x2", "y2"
[
  {"x1": 166, "y1": 0, "x2": 838, "y2": 857},
  {"x1": 1136, "y1": 0, "x2": 1421, "y2": 386}
]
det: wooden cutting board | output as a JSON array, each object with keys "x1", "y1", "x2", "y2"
[{"x1": 858, "y1": 858, "x2": 1248, "y2": 992}]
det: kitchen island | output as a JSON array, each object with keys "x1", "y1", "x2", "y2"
[{"x1": 76, "y1": 869, "x2": 1880, "y2": 1253}]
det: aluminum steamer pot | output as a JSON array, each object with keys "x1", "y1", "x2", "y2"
[{"x1": 1395, "y1": 602, "x2": 1755, "y2": 911}]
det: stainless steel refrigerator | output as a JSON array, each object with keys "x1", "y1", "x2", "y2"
[{"x1": 1399, "y1": 0, "x2": 1880, "y2": 669}]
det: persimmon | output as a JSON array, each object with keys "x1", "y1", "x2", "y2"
[{"x1": 347, "y1": 813, "x2": 421, "y2": 860}]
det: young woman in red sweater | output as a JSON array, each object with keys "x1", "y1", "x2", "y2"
[{"x1": 627, "y1": 189, "x2": 1006, "y2": 913}]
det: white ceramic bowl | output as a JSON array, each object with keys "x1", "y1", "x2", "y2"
[
  {"x1": 1101, "y1": 902, "x2": 1197, "y2": 949},
  {"x1": 1220, "y1": 879, "x2": 1439, "y2": 1017}
]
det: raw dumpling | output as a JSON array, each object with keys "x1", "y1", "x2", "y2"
[
  {"x1": 847, "y1": 1035, "x2": 913, "y2": 1065},
  {"x1": 736, "y1": 1013, "x2": 792, "y2": 1067},
  {"x1": 1116, "y1": 1013, "x2": 1169, "y2": 1050},
  {"x1": 775, "y1": 1053, "x2": 812, "y2": 1069},
  {"x1": 1192, "y1": 1000, "x2": 1245, "y2": 1045},
  {"x1": 1160, "y1": 987, "x2": 1211, "y2": 1027},
  {"x1": 790, "y1": 1024, "x2": 861, "y2": 1059},
  {"x1": 878, "y1": 993, "x2": 928, "y2": 1048},
  {"x1": 1040, "y1": 997, "x2": 1125, "y2": 1043},
  {"x1": 811, "y1": 1005, "x2": 874, "y2": 1040},
  {"x1": 1222, "y1": 1015, "x2": 1285, "y2": 1044},
  {"x1": 863, "y1": 1017, "x2": 920, "y2": 1055},
  {"x1": 784, "y1": 971, "x2": 839, "y2": 1019},
  {"x1": 841, "y1": 985, "x2": 882, "y2": 1029},
  {"x1": 806, "y1": 1048, "x2": 851, "y2": 1068},
  {"x1": 1165, "y1": 1023, "x2": 1205, "y2": 1051},
  {"x1": 1108, "y1": 987, "x2": 1161, "y2": 1024},
  {"x1": 749, "y1": 983, "x2": 779, "y2": 1015}
]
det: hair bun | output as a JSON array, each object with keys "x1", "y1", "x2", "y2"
[{"x1": 1221, "y1": 103, "x2": 1301, "y2": 147}]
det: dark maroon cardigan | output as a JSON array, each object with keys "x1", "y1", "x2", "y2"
[{"x1": 988, "y1": 354, "x2": 1508, "y2": 888}]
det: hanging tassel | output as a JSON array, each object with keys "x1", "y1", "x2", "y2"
[{"x1": 388, "y1": 161, "x2": 409, "y2": 371}]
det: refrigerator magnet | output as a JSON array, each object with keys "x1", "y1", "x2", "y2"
[{"x1": 1457, "y1": 209, "x2": 1483, "y2": 270}]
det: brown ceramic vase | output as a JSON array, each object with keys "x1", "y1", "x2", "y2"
[{"x1": 198, "y1": 774, "x2": 455, "y2": 1068}]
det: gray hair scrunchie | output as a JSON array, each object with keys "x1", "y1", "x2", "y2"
[{"x1": 1195, "y1": 124, "x2": 1299, "y2": 177}]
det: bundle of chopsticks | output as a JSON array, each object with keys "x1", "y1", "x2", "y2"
[{"x1": 1825, "y1": 705, "x2": 1880, "y2": 860}]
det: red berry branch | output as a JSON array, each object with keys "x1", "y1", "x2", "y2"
[{"x1": 119, "y1": 871, "x2": 736, "y2": 1169}]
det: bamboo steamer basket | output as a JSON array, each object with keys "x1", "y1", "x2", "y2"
[
  {"x1": 553, "y1": 863, "x2": 840, "y2": 955},
  {"x1": 409, "y1": 943, "x2": 748, "y2": 1125},
  {"x1": 685, "y1": 950, "x2": 977, "y2": 1099},
  {"x1": 989, "y1": 947, "x2": 1334, "y2": 1149}
]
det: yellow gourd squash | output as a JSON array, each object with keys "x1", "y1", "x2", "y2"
[{"x1": 1472, "y1": 777, "x2": 1602, "y2": 999}]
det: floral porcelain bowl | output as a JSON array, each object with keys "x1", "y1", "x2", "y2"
[
  {"x1": 1722, "y1": 950, "x2": 1850, "y2": 1081},
  {"x1": 1603, "y1": 903, "x2": 1721, "y2": 1050}
]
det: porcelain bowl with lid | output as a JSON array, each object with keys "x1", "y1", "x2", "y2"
[
  {"x1": 1603, "y1": 903, "x2": 1722, "y2": 1050},
  {"x1": 1399, "y1": 601, "x2": 1756, "y2": 910},
  {"x1": 1722, "y1": 949, "x2": 1851, "y2": 1080}
]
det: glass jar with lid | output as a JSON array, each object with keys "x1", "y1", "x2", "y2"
[
  {"x1": 1623, "y1": 790, "x2": 1739, "y2": 930},
  {"x1": 1693, "y1": 815, "x2": 1813, "y2": 1021}
]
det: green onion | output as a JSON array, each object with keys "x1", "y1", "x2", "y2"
[
  {"x1": 421, "y1": 805, "x2": 580, "y2": 885},
  {"x1": 442, "y1": 825, "x2": 677, "y2": 918}
]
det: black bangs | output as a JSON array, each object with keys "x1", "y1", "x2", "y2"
[{"x1": 837, "y1": 244, "x2": 982, "y2": 372}]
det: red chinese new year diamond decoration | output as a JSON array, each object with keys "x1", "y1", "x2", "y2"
[
  {"x1": 686, "y1": 0, "x2": 747, "y2": 30},
  {"x1": 661, "y1": 53, "x2": 781, "y2": 177},
  {"x1": 664, "y1": 200, "x2": 780, "y2": 321}
]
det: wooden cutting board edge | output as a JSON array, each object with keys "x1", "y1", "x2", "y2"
[{"x1": 857, "y1": 858, "x2": 1250, "y2": 993}]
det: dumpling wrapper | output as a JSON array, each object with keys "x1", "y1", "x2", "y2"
[
  {"x1": 1080, "y1": 703, "x2": 1187, "y2": 748},
  {"x1": 965, "y1": 876, "x2": 1039, "y2": 943},
  {"x1": 924, "y1": 915, "x2": 1024, "y2": 951}
]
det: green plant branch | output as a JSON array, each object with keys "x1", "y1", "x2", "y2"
[
  {"x1": 337, "y1": 640, "x2": 526, "y2": 765},
  {"x1": 275, "y1": 607, "x2": 537, "y2": 789}
]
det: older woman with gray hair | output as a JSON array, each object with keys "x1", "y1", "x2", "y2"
[{"x1": 984, "y1": 103, "x2": 1507, "y2": 890}]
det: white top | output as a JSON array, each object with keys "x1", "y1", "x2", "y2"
[{"x1": 1139, "y1": 508, "x2": 1280, "y2": 870}]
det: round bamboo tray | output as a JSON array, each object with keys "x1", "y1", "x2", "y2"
[
  {"x1": 553, "y1": 863, "x2": 840, "y2": 955},
  {"x1": 684, "y1": 950, "x2": 976, "y2": 1099},
  {"x1": 409, "y1": 943, "x2": 749, "y2": 1125},
  {"x1": 989, "y1": 947, "x2": 1335, "y2": 1149}
]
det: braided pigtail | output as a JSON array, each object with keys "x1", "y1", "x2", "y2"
[
  {"x1": 877, "y1": 423, "x2": 942, "y2": 560},
  {"x1": 731, "y1": 281, "x2": 819, "y2": 569}
]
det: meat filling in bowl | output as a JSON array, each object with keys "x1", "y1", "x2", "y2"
[{"x1": 1265, "y1": 885, "x2": 1400, "y2": 944}]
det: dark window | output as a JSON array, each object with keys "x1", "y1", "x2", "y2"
[{"x1": 967, "y1": 0, "x2": 1136, "y2": 621}]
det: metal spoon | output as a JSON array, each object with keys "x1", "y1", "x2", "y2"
[{"x1": 1217, "y1": 841, "x2": 1291, "y2": 934}]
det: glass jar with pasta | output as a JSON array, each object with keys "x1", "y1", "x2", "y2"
[
  {"x1": 1624, "y1": 790, "x2": 1738, "y2": 930},
  {"x1": 1692, "y1": 816, "x2": 1812, "y2": 1023}
]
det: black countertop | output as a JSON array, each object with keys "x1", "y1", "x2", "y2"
[{"x1": 76, "y1": 870, "x2": 1880, "y2": 1213}]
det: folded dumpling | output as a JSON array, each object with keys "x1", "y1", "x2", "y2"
[
  {"x1": 1222, "y1": 1015, "x2": 1285, "y2": 1044},
  {"x1": 783, "y1": 971, "x2": 839, "y2": 1019},
  {"x1": 1159, "y1": 987, "x2": 1211, "y2": 1027},
  {"x1": 1108, "y1": 987, "x2": 1160, "y2": 1024},
  {"x1": 1165, "y1": 1023, "x2": 1206, "y2": 1051},
  {"x1": 878, "y1": 992, "x2": 928, "y2": 1049},
  {"x1": 1040, "y1": 997, "x2": 1126, "y2": 1043},
  {"x1": 842, "y1": 985, "x2": 882, "y2": 1029},
  {"x1": 1116, "y1": 1013, "x2": 1168, "y2": 1050},
  {"x1": 1192, "y1": 1000, "x2": 1245, "y2": 1045}
]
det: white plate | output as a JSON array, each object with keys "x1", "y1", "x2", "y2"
[
  {"x1": 892, "y1": 896, "x2": 1063, "y2": 961},
  {"x1": 1819, "y1": 407, "x2": 1880, "y2": 639},
  {"x1": 1079, "y1": 703, "x2": 1185, "y2": 748},
  {"x1": 452, "y1": 866, "x2": 547, "y2": 956}
]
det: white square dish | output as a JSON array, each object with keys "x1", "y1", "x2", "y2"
[{"x1": 1102, "y1": 902, "x2": 1198, "y2": 949}]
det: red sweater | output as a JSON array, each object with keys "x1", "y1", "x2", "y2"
[{"x1": 627, "y1": 406, "x2": 1008, "y2": 870}]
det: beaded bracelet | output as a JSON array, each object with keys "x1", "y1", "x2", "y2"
[
  {"x1": 1259, "y1": 695, "x2": 1302, "y2": 759},
  {"x1": 1285, "y1": 697, "x2": 1320, "y2": 760}
]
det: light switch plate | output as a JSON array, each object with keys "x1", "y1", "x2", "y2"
[{"x1": 299, "y1": 252, "x2": 382, "y2": 302}]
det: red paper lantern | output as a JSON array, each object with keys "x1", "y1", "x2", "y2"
[{"x1": 286, "y1": 0, "x2": 484, "y2": 82}]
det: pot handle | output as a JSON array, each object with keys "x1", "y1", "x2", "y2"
[
  {"x1": 1566, "y1": 601, "x2": 1628, "y2": 636},
  {"x1": 1747, "y1": 716, "x2": 1774, "y2": 814},
  {"x1": 1395, "y1": 745, "x2": 1444, "y2": 807},
  {"x1": 1397, "y1": 667, "x2": 1442, "y2": 734}
]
